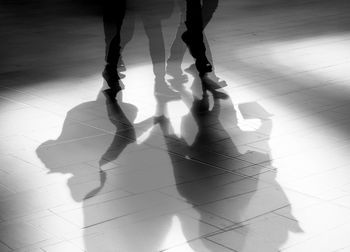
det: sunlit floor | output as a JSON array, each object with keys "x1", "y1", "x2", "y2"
[{"x1": 2, "y1": 0, "x2": 350, "y2": 251}]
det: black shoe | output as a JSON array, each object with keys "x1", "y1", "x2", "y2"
[
  {"x1": 181, "y1": 32, "x2": 212, "y2": 76},
  {"x1": 117, "y1": 58, "x2": 126, "y2": 72},
  {"x1": 184, "y1": 62, "x2": 212, "y2": 77},
  {"x1": 103, "y1": 65, "x2": 122, "y2": 90},
  {"x1": 201, "y1": 73, "x2": 227, "y2": 90},
  {"x1": 102, "y1": 65, "x2": 123, "y2": 101},
  {"x1": 196, "y1": 58, "x2": 212, "y2": 76}
]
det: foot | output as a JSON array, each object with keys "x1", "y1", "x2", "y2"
[
  {"x1": 102, "y1": 64, "x2": 122, "y2": 91},
  {"x1": 154, "y1": 78, "x2": 181, "y2": 99},
  {"x1": 196, "y1": 57, "x2": 212, "y2": 76},
  {"x1": 201, "y1": 73, "x2": 227, "y2": 90},
  {"x1": 184, "y1": 64, "x2": 197, "y2": 76},
  {"x1": 166, "y1": 59, "x2": 187, "y2": 79},
  {"x1": 181, "y1": 31, "x2": 213, "y2": 76},
  {"x1": 200, "y1": 74, "x2": 229, "y2": 100},
  {"x1": 117, "y1": 58, "x2": 126, "y2": 72}
]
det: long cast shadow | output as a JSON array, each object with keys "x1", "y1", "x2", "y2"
[
  {"x1": 35, "y1": 86, "x2": 160, "y2": 251},
  {"x1": 34, "y1": 75, "x2": 300, "y2": 252},
  {"x1": 155, "y1": 71, "x2": 301, "y2": 251}
]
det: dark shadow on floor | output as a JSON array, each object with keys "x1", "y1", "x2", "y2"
[{"x1": 35, "y1": 68, "x2": 301, "y2": 251}]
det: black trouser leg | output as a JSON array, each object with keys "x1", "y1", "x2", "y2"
[
  {"x1": 103, "y1": 0, "x2": 126, "y2": 67},
  {"x1": 184, "y1": 0, "x2": 206, "y2": 61}
]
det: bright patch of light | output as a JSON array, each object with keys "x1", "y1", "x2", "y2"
[
  {"x1": 122, "y1": 64, "x2": 157, "y2": 123},
  {"x1": 136, "y1": 124, "x2": 155, "y2": 144},
  {"x1": 271, "y1": 36, "x2": 350, "y2": 66},
  {"x1": 243, "y1": 34, "x2": 350, "y2": 82},
  {"x1": 167, "y1": 100, "x2": 187, "y2": 138},
  {"x1": 113, "y1": 63, "x2": 201, "y2": 145},
  {"x1": 234, "y1": 103, "x2": 262, "y2": 131},
  {"x1": 238, "y1": 118, "x2": 262, "y2": 131},
  {"x1": 162, "y1": 216, "x2": 195, "y2": 251},
  {"x1": 167, "y1": 100, "x2": 198, "y2": 145}
]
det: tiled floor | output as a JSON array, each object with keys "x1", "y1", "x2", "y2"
[{"x1": 1, "y1": 0, "x2": 350, "y2": 251}]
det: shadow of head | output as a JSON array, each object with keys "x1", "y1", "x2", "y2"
[{"x1": 35, "y1": 89, "x2": 138, "y2": 202}]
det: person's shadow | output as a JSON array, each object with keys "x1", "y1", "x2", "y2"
[
  {"x1": 35, "y1": 87, "x2": 138, "y2": 199},
  {"x1": 154, "y1": 70, "x2": 302, "y2": 251},
  {"x1": 35, "y1": 86, "x2": 167, "y2": 251},
  {"x1": 35, "y1": 75, "x2": 301, "y2": 251}
]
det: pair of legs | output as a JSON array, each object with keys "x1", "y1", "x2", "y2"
[
  {"x1": 167, "y1": 0, "x2": 218, "y2": 79},
  {"x1": 181, "y1": 0, "x2": 213, "y2": 76},
  {"x1": 102, "y1": 0, "x2": 213, "y2": 97}
]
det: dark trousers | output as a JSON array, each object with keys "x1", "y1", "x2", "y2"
[
  {"x1": 103, "y1": 0, "x2": 126, "y2": 67},
  {"x1": 184, "y1": 0, "x2": 207, "y2": 61},
  {"x1": 103, "y1": 0, "x2": 214, "y2": 67}
]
